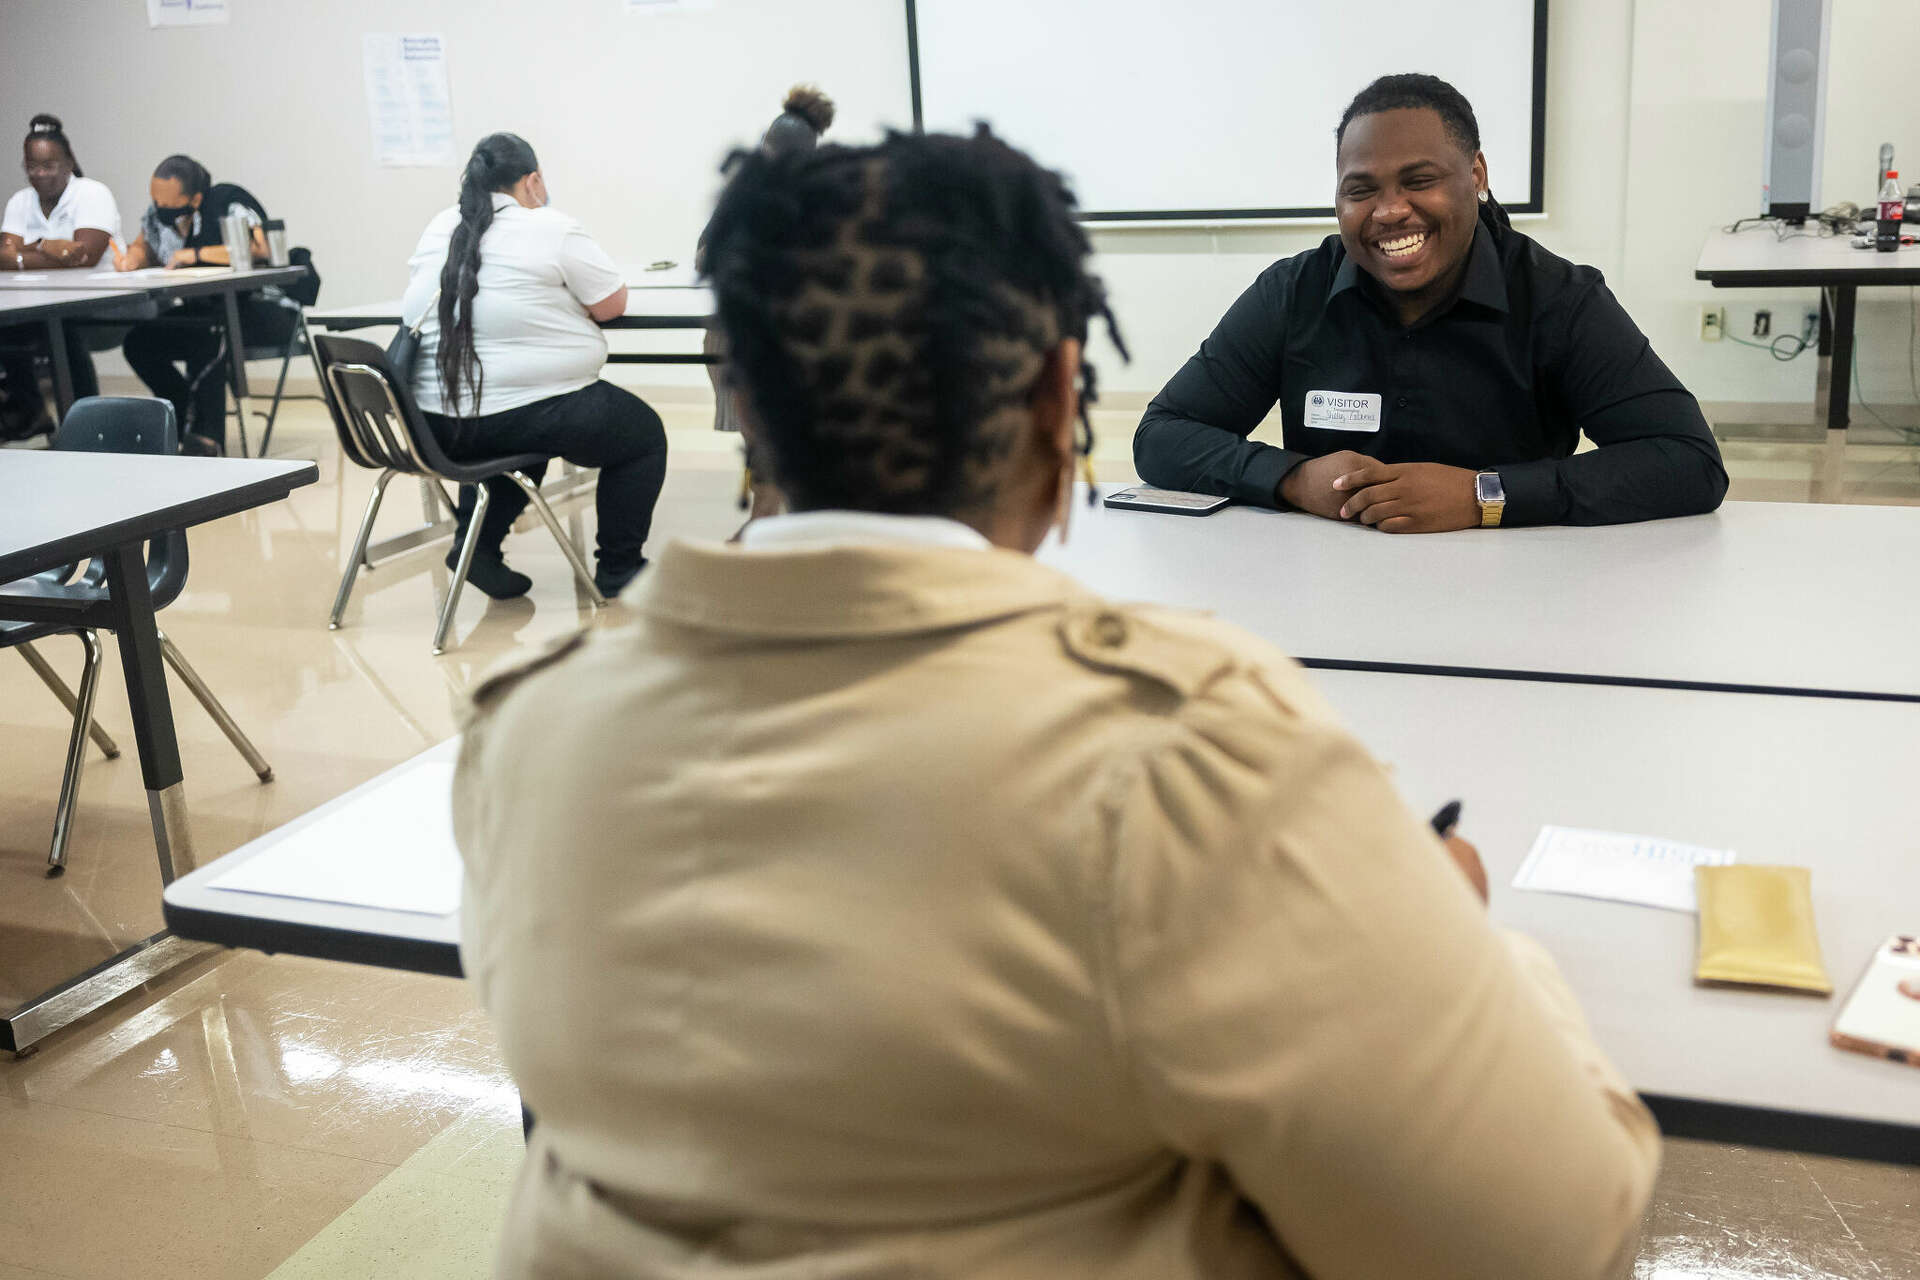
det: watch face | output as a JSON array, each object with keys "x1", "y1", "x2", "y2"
[{"x1": 1476, "y1": 473, "x2": 1505, "y2": 503}]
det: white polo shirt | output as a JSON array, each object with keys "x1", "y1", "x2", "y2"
[
  {"x1": 400, "y1": 196, "x2": 625, "y2": 417},
  {"x1": 2, "y1": 176, "x2": 121, "y2": 244}
]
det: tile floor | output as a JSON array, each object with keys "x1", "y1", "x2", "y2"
[{"x1": 3, "y1": 391, "x2": 1918, "y2": 1279}]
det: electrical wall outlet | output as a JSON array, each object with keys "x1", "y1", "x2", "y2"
[
  {"x1": 1700, "y1": 306, "x2": 1725, "y2": 341},
  {"x1": 1753, "y1": 309, "x2": 1772, "y2": 337}
]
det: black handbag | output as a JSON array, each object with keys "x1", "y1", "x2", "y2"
[{"x1": 385, "y1": 288, "x2": 438, "y2": 383}]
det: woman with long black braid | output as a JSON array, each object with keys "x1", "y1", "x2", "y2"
[{"x1": 400, "y1": 132, "x2": 667, "y2": 599}]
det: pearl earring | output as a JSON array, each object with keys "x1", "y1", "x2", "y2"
[{"x1": 1478, "y1": 190, "x2": 1490, "y2": 203}]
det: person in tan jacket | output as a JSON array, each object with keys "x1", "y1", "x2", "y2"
[{"x1": 453, "y1": 126, "x2": 1660, "y2": 1280}]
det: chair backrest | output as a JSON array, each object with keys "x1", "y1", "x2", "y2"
[
  {"x1": 54, "y1": 396, "x2": 188, "y2": 608},
  {"x1": 311, "y1": 333, "x2": 464, "y2": 479}
]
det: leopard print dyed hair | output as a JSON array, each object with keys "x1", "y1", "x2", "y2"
[{"x1": 701, "y1": 126, "x2": 1126, "y2": 516}]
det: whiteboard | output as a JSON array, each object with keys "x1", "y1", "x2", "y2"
[{"x1": 908, "y1": 0, "x2": 1545, "y2": 221}]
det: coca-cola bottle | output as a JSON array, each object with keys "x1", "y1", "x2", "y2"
[{"x1": 1877, "y1": 171, "x2": 1904, "y2": 253}]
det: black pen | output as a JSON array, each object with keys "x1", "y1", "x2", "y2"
[{"x1": 1429, "y1": 800, "x2": 1462, "y2": 838}]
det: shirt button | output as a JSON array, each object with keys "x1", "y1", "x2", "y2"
[
  {"x1": 1091, "y1": 613, "x2": 1129, "y2": 648},
  {"x1": 1395, "y1": 396, "x2": 1408, "y2": 408}
]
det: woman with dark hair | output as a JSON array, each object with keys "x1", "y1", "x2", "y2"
[
  {"x1": 116, "y1": 153, "x2": 292, "y2": 454},
  {"x1": 0, "y1": 114, "x2": 120, "y2": 437},
  {"x1": 400, "y1": 132, "x2": 667, "y2": 600},
  {"x1": 1137, "y1": 72, "x2": 1726, "y2": 530},
  {"x1": 710, "y1": 84, "x2": 836, "y2": 522},
  {"x1": 453, "y1": 127, "x2": 1657, "y2": 1279}
]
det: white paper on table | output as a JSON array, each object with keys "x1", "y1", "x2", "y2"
[
  {"x1": 363, "y1": 34, "x2": 457, "y2": 167},
  {"x1": 86, "y1": 266, "x2": 232, "y2": 282},
  {"x1": 147, "y1": 0, "x2": 227, "y2": 26},
  {"x1": 1511, "y1": 825, "x2": 1736, "y2": 913},
  {"x1": 209, "y1": 762, "x2": 461, "y2": 916}
]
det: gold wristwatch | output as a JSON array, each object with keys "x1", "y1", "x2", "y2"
[{"x1": 1474, "y1": 471, "x2": 1505, "y2": 528}]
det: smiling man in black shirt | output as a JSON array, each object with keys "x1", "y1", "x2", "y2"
[{"x1": 1134, "y1": 74, "x2": 1726, "y2": 532}]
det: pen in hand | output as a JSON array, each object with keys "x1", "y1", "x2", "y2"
[{"x1": 1429, "y1": 800, "x2": 1462, "y2": 838}]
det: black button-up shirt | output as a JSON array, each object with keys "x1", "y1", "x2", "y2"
[{"x1": 1133, "y1": 223, "x2": 1727, "y2": 526}]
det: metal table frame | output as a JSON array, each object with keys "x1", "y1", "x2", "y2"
[{"x1": 1, "y1": 453, "x2": 318, "y2": 1052}]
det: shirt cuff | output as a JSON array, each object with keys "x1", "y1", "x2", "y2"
[
  {"x1": 1244, "y1": 446, "x2": 1310, "y2": 510},
  {"x1": 1494, "y1": 458, "x2": 1566, "y2": 527}
]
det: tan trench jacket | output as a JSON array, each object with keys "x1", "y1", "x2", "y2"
[{"x1": 454, "y1": 538, "x2": 1659, "y2": 1280}]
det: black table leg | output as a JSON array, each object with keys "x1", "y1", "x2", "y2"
[
  {"x1": 101, "y1": 540, "x2": 196, "y2": 880},
  {"x1": 220, "y1": 285, "x2": 250, "y2": 400},
  {"x1": 45, "y1": 315, "x2": 76, "y2": 420},
  {"x1": 1812, "y1": 286, "x2": 1857, "y2": 502}
]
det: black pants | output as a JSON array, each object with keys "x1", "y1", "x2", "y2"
[
  {"x1": 122, "y1": 299, "x2": 295, "y2": 448},
  {"x1": 425, "y1": 380, "x2": 669, "y2": 576},
  {"x1": 0, "y1": 323, "x2": 99, "y2": 426}
]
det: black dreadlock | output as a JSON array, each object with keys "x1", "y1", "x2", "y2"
[
  {"x1": 1336, "y1": 73, "x2": 1511, "y2": 237},
  {"x1": 700, "y1": 125, "x2": 1126, "y2": 517}
]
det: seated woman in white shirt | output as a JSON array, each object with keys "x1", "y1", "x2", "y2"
[
  {"x1": 0, "y1": 114, "x2": 119, "y2": 437},
  {"x1": 400, "y1": 133, "x2": 668, "y2": 600}
]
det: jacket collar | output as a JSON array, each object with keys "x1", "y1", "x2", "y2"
[
  {"x1": 1327, "y1": 220, "x2": 1509, "y2": 317},
  {"x1": 630, "y1": 538, "x2": 1094, "y2": 639}
]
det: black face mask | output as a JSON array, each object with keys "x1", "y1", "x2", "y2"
[{"x1": 156, "y1": 203, "x2": 196, "y2": 226}]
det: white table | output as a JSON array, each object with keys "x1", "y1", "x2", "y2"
[
  {"x1": 1040, "y1": 497, "x2": 1920, "y2": 701},
  {"x1": 1695, "y1": 226, "x2": 1920, "y2": 500},
  {"x1": 162, "y1": 672, "x2": 1920, "y2": 1161},
  {"x1": 1, "y1": 264, "x2": 311, "y2": 413},
  {"x1": 307, "y1": 285, "x2": 713, "y2": 337},
  {"x1": 1316, "y1": 667, "x2": 1920, "y2": 1162}
]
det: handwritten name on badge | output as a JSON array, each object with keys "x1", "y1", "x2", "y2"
[{"x1": 1304, "y1": 390, "x2": 1383, "y2": 432}]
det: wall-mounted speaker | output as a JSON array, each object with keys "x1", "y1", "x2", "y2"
[{"x1": 1762, "y1": 0, "x2": 1831, "y2": 223}]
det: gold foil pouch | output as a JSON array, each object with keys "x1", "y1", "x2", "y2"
[{"x1": 1694, "y1": 865, "x2": 1832, "y2": 994}]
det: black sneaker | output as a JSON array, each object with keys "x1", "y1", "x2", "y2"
[
  {"x1": 593, "y1": 559, "x2": 646, "y2": 598},
  {"x1": 447, "y1": 549, "x2": 532, "y2": 600}
]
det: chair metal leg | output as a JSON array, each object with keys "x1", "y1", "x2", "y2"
[
  {"x1": 18, "y1": 639, "x2": 120, "y2": 758},
  {"x1": 158, "y1": 630, "x2": 272, "y2": 781},
  {"x1": 46, "y1": 630, "x2": 107, "y2": 876},
  {"x1": 331, "y1": 469, "x2": 394, "y2": 629},
  {"x1": 504, "y1": 471, "x2": 607, "y2": 607},
  {"x1": 256, "y1": 322, "x2": 301, "y2": 457},
  {"x1": 434, "y1": 484, "x2": 489, "y2": 655}
]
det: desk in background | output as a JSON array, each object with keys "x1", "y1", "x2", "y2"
[
  {"x1": 1694, "y1": 227, "x2": 1920, "y2": 500},
  {"x1": 163, "y1": 670, "x2": 1920, "y2": 1163},
  {"x1": 0, "y1": 264, "x2": 312, "y2": 415},
  {"x1": 1, "y1": 450, "x2": 317, "y2": 1050},
  {"x1": 306, "y1": 286, "x2": 716, "y2": 364}
]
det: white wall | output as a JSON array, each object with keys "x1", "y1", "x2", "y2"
[{"x1": 2, "y1": 0, "x2": 1914, "y2": 409}]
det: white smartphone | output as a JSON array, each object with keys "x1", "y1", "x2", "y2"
[
  {"x1": 1830, "y1": 934, "x2": 1920, "y2": 1067},
  {"x1": 1102, "y1": 486, "x2": 1230, "y2": 516}
]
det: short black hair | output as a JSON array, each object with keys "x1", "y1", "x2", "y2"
[
  {"x1": 152, "y1": 153, "x2": 211, "y2": 198},
  {"x1": 1335, "y1": 73, "x2": 1509, "y2": 234},
  {"x1": 701, "y1": 126, "x2": 1125, "y2": 517},
  {"x1": 1336, "y1": 73, "x2": 1482, "y2": 156}
]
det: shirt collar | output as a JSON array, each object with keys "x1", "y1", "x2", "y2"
[
  {"x1": 739, "y1": 510, "x2": 993, "y2": 553},
  {"x1": 1326, "y1": 220, "x2": 1509, "y2": 317},
  {"x1": 631, "y1": 536, "x2": 1085, "y2": 640},
  {"x1": 491, "y1": 194, "x2": 519, "y2": 214}
]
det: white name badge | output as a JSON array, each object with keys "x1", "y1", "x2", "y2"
[{"x1": 1303, "y1": 390, "x2": 1383, "y2": 432}]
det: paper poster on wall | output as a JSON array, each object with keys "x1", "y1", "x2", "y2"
[
  {"x1": 363, "y1": 34, "x2": 457, "y2": 167},
  {"x1": 625, "y1": 0, "x2": 715, "y2": 14},
  {"x1": 147, "y1": 0, "x2": 227, "y2": 26}
]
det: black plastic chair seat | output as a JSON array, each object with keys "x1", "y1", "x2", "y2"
[
  {"x1": 434, "y1": 450, "x2": 551, "y2": 486},
  {"x1": 0, "y1": 616, "x2": 75, "y2": 647}
]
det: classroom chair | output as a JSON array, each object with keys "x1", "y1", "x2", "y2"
[
  {"x1": 311, "y1": 334, "x2": 606, "y2": 655},
  {"x1": 0, "y1": 396, "x2": 274, "y2": 875}
]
